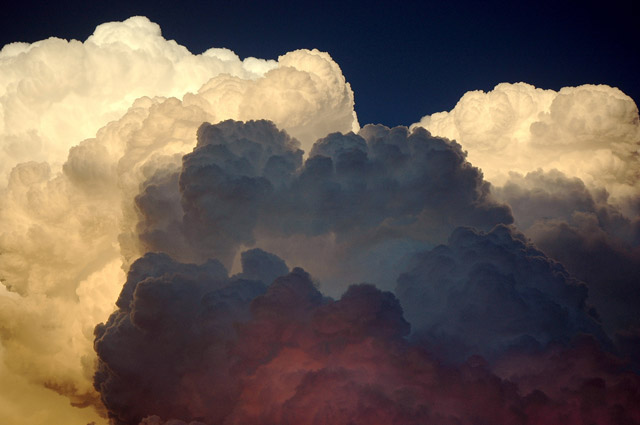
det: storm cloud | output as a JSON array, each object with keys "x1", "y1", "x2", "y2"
[
  {"x1": 0, "y1": 16, "x2": 638, "y2": 425},
  {"x1": 96, "y1": 251, "x2": 640, "y2": 425},
  {"x1": 135, "y1": 119, "x2": 512, "y2": 293}
]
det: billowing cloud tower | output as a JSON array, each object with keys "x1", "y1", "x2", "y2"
[
  {"x1": 413, "y1": 82, "x2": 640, "y2": 340},
  {"x1": 1, "y1": 16, "x2": 639, "y2": 425},
  {"x1": 0, "y1": 16, "x2": 357, "y2": 424}
]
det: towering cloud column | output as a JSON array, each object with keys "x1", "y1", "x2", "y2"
[
  {"x1": 414, "y1": 82, "x2": 640, "y2": 350},
  {"x1": 1, "y1": 16, "x2": 640, "y2": 425},
  {"x1": 0, "y1": 17, "x2": 357, "y2": 425}
]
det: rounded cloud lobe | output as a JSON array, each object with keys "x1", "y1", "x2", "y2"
[
  {"x1": 97, "y1": 119, "x2": 638, "y2": 424},
  {"x1": 0, "y1": 17, "x2": 357, "y2": 424},
  {"x1": 495, "y1": 170, "x2": 640, "y2": 335},
  {"x1": 135, "y1": 120, "x2": 511, "y2": 294},
  {"x1": 94, "y1": 252, "x2": 268, "y2": 425},
  {"x1": 396, "y1": 225, "x2": 608, "y2": 362},
  {"x1": 97, "y1": 250, "x2": 640, "y2": 425},
  {"x1": 0, "y1": 17, "x2": 639, "y2": 425},
  {"x1": 413, "y1": 82, "x2": 640, "y2": 208},
  {"x1": 414, "y1": 81, "x2": 640, "y2": 365},
  {"x1": 0, "y1": 16, "x2": 274, "y2": 179}
]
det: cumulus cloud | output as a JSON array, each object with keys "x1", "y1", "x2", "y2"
[
  {"x1": 396, "y1": 224, "x2": 608, "y2": 362},
  {"x1": 94, "y1": 251, "x2": 272, "y2": 425},
  {"x1": 97, "y1": 259, "x2": 640, "y2": 425},
  {"x1": 1, "y1": 15, "x2": 640, "y2": 425},
  {"x1": 0, "y1": 16, "x2": 357, "y2": 424},
  {"x1": 135, "y1": 119, "x2": 511, "y2": 295},
  {"x1": 494, "y1": 170, "x2": 640, "y2": 349},
  {"x1": 101, "y1": 119, "x2": 638, "y2": 424},
  {"x1": 412, "y1": 82, "x2": 640, "y2": 211},
  {"x1": 493, "y1": 336, "x2": 640, "y2": 424},
  {"x1": 413, "y1": 81, "x2": 640, "y2": 363},
  {"x1": 0, "y1": 16, "x2": 277, "y2": 181}
]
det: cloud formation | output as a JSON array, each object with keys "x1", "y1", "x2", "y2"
[
  {"x1": 96, "y1": 119, "x2": 638, "y2": 425},
  {"x1": 134, "y1": 120, "x2": 511, "y2": 295},
  {"x1": 414, "y1": 81, "x2": 640, "y2": 364},
  {"x1": 0, "y1": 17, "x2": 273, "y2": 180},
  {"x1": 413, "y1": 82, "x2": 640, "y2": 211},
  {"x1": 396, "y1": 224, "x2": 608, "y2": 362},
  {"x1": 494, "y1": 170, "x2": 640, "y2": 356},
  {"x1": 0, "y1": 17, "x2": 357, "y2": 424},
  {"x1": 97, "y1": 256, "x2": 640, "y2": 425},
  {"x1": 94, "y1": 251, "x2": 270, "y2": 425},
  {"x1": 0, "y1": 16, "x2": 639, "y2": 425}
]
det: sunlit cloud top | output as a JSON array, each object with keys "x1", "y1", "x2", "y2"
[{"x1": 0, "y1": 14, "x2": 639, "y2": 425}]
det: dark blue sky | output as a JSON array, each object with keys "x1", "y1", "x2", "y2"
[{"x1": 1, "y1": 0, "x2": 638, "y2": 127}]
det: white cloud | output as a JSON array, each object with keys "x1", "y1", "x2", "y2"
[
  {"x1": 412, "y1": 82, "x2": 640, "y2": 211},
  {"x1": 0, "y1": 16, "x2": 278, "y2": 181},
  {"x1": 2, "y1": 15, "x2": 639, "y2": 425},
  {"x1": 0, "y1": 16, "x2": 357, "y2": 423}
]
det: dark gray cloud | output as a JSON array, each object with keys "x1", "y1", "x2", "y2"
[
  {"x1": 135, "y1": 120, "x2": 512, "y2": 294},
  {"x1": 494, "y1": 170, "x2": 640, "y2": 359},
  {"x1": 94, "y1": 251, "x2": 286, "y2": 425},
  {"x1": 3, "y1": 15, "x2": 638, "y2": 423},
  {"x1": 97, "y1": 256, "x2": 640, "y2": 425},
  {"x1": 396, "y1": 224, "x2": 609, "y2": 362},
  {"x1": 96, "y1": 119, "x2": 640, "y2": 425}
]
